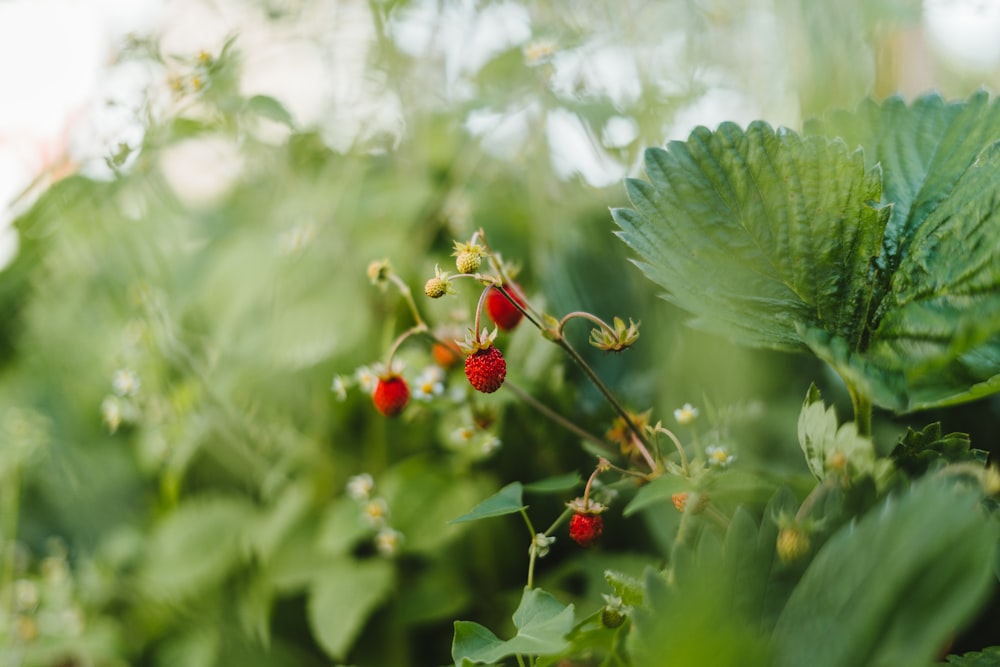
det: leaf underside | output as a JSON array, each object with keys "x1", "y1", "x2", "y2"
[{"x1": 615, "y1": 93, "x2": 1000, "y2": 411}]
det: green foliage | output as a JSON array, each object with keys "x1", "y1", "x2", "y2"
[
  {"x1": 943, "y1": 647, "x2": 1000, "y2": 666},
  {"x1": 452, "y1": 587, "x2": 575, "y2": 666},
  {"x1": 797, "y1": 384, "x2": 889, "y2": 485},
  {"x1": 891, "y1": 422, "x2": 988, "y2": 477},
  {"x1": 771, "y1": 478, "x2": 998, "y2": 667},
  {"x1": 615, "y1": 94, "x2": 1000, "y2": 412},
  {"x1": 308, "y1": 559, "x2": 396, "y2": 661}
]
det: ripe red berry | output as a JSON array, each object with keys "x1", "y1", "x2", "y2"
[
  {"x1": 464, "y1": 346, "x2": 506, "y2": 393},
  {"x1": 569, "y1": 512, "x2": 603, "y2": 547},
  {"x1": 372, "y1": 375, "x2": 409, "y2": 417},
  {"x1": 485, "y1": 284, "x2": 526, "y2": 331}
]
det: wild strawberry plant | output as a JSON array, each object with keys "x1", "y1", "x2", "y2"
[{"x1": 347, "y1": 93, "x2": 1000, "y2": 667}]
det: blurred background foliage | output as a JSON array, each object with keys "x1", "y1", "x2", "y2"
[{"x1": 1, "y1": 0, "x2": 999, "y2": 665}]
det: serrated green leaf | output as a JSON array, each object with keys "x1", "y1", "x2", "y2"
[
  {"x1": 943, "y1": 646, "x2": 1000, "y2": 667},
  {"x1": 802, "y1": 94, "x2": 1000, "y2": 410},
  {"x1": 890, "y1": 422, "x2": 987, "y2": 477},
  {"x1": 307, "y1": 557, "x2": 395, "y2": 661},
  {"x1": 772, "y1": 479, "x2": 998, "y2": 667},
  {"x1": 796, "y1": 383, "x2": 887, "y2": 484},
  {"x1": 452, "y1": 587, "x2": 574, "y2": 665},
  {"x1": 449, "y1": 482, "x2": 526, "y2": 524},
  {"x1": 604, "y1": 570, "x2": 644, "y2": 607},
  {"x1": 614, "y1": 121, "x2": 887, "y2": 352},
  {"x1": 618, "y1": 95, "x2": 1000, "y2": 412}
]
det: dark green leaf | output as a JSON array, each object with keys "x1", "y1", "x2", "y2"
[
  {"x1": 449, "y1": 482, "x2": 526, "y2": 524},
  {"x1": 890, "y1": 422, "x2": 987, "y2": 477},
  {"x1": 942, "y1": 646, "x2": 1000, "y2": 666},
  {"x1": 772, "y1": 479, "x2": 998, "y2": 667}
]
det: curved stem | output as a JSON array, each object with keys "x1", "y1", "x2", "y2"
[
  {"x1": 557, "y1": 311, "x2": 615, "y2": 338},
  {"x1": 654, "y1": 425, "x2": 689, "y2": 475},
  {"x1": 388, "y1": 273, "x2": 424, "y2": 328},
  {"x1": 384, "y1": 323, "x2": 429, "y2": 369},
  {"x1": 473, "y1": 284, "x2": 491, "y2": 335}
]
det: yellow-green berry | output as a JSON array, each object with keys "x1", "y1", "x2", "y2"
[
  {"x1": 424, "y1": 276, "x2": 448, "y2": 298},
  {"x1": 776, "y1": 525, "x2": 811, "y2": 563}
]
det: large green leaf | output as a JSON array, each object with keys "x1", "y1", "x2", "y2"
[
  {"x1": 614, "y1": 120, "x2": 887, "y2": 352},
  {"x1": 771, "y1": 478, "x2": 998, "y2": 667},
  {"x1": 615, "y1": 94, "x2": 1000, "y2": 411},
  {"x1": 307, "y1": 557, "x2": 395, "y2": 661},
  {"x1": 452, "y1": 587, "x2": 574, "y2": 666}
]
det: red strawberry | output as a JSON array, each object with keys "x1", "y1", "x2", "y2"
[
  {"x1": 372, "y1": 374, "x2": 409, "y2": 417},
  {"x1": 569, "y1": 512, "x2": 603, "y2": 547},
  {"x1": 464, "y1": 346, "x2": 506, "y2": 393},
  {"x1": 485, "y1": 284, "x2": 525, "y2": 331}
]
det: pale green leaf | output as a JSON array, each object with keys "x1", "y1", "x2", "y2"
[
  {"x1": 796, "y1": 383, "x2": 887, "y2": 484},
  {"x1": 307, "y1": 557, "x2": 395, "y2": 661},
  {"x1": 448, "y1": 482, "x2": 526, "y2": 524},
  {"x1": 141, "y1": 496, "x2": 255, "y2": 599},
  {"x1": 452, "y1": 587, "x2": 574, "y2": 666}
]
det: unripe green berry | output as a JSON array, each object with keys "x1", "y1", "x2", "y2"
[
  {"x1": 776, "y1": 525, "x2": 810, "y2": 563},
  {"x1": 455, "y1": 251, "x2": 481, "y2": 274},
  {"x1": 424, "y1": 276, "x2": 448, "y2": 298}
]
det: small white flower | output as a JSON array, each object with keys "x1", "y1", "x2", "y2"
[
  {"x1": 413, "y1": 366, "x2": 445, "y2": 401},
  {"x1": 111, "y1": 369, "x2": 140, "y2": 397},
  {"x1": 451, "y1": 425, "x2": 476, "y2": 444},
  {"x1": 374, "y1": 527, "x2": 404, "y2": 557},
  {"x1": 361, "y1": 498, "x2": 390, "y2": 527},
  {"x1": 331, "y1": 375, "x2": 349, "y2": 401},
  {"x1": 706, "y1": 445, "x2": 735, "y2": 468},
  {"x1": 346, "y1": 473, "x2": 375, "y2": 501},
  {"x1": 530, "y1": 533, "x2": 555, "y2": 558},
  {"x1": 673, "y1": 402, "x2": 699, "y2": 426},
  {"x1": 355, "y1": 366, "x2": 379, "y2": 394}
]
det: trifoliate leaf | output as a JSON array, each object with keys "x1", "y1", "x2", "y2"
[
  {"x1": 616, "y1": 94, "x2": 1000, "y2": 412},
  {"x1": 452, "y1": 587, "x2": 574, "y2": 665}
]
